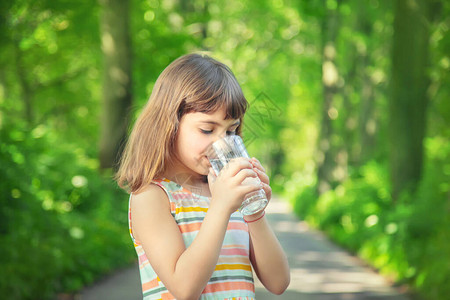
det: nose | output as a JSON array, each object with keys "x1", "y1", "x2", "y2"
[
  {"x1": 205, "y1": 133, "x2": 225, "y2": 157},
  {"x1": 212, "y1": 131, "x2": 227, "y2": 143}
]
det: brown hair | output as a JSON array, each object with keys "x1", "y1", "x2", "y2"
[{"x1": 115, "y1": 53, "x2": 248, "y2": 193}]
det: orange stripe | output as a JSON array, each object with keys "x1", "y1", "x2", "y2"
[
  {"x1": 178, "y1": 222, "x2": 202, "y2": 233},
  {"x1": 214, "y1": 263, "x2": 252, "y2": 272},
  {"x1": 142, "y1": 278, "x2": 159, "y2": 291},
  {"x1": 175, "y1": 206, "x2": 208, "y2": 214},
  {"x1": 202, "y1": 281, "x2": 255, "y2": 293}
]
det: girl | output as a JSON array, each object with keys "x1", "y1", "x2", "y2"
[{"x1": 116, "y1": 53, "x2": 290, "y2": 300}]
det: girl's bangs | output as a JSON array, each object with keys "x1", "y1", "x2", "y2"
[
  {"x1": 202, "y1": 81, "x2": 247, "y2": 120},
  {"x1": 181, "y1": 64, "x2": 248, "y2": 120}
]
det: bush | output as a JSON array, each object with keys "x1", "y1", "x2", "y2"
[
  {"x1": 286, "y1": 137, "x2": 450, "y2": 300},
  {"x1": 0, "y1": 123, "x2": 135, "y2": 299}
]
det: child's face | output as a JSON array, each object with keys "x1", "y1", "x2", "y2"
[{"x1": 174, "y1": 107, "x2": 241, "y2": 177}]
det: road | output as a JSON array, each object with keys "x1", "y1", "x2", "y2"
[{"x1": 79, "y1": 197, "x2": 410, "y2": 300}]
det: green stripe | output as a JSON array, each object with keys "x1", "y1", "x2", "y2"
[
  {"x1": 177, "y1": 216, "x2": 205, "y2": 223},
  {"x1": 143, "y1": 286, "x2": 167, "y2": 297},
  {"x1": 209, "y1": 275, "x2": 254, "y2": 283}
]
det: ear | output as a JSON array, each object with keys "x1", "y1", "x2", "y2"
[{"x1": 173, "y1": 120, "x2": 179, "y2": 136}]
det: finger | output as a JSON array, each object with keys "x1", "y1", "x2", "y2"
[
  {"x1": 233, "y1": 168, "x2": 258, "y2": 186},
  {"x1": 237, "y1": 180, "x2": 264, "y2": 195},
  {"x1": 261, "y1": 182, "x2": 272, "y2": 201},
  {"x1": 222, "y1": 158, "x2": 253, "y2": 177},
  {"x1": 251, "y1": 157, "x2": 266, "y2": 173},
  {"x1": 254, "y1": 167, "x2": 270, "y2": 185},
  {"x1": 250, "y1": 158, "x2": 270, "y2": 185}
]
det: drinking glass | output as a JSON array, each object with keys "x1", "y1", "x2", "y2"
[{"x1": 206, "y1": 135, "x2": 268, "y2": 216}]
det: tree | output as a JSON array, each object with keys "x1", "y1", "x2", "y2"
[
  {"x1": 98, "y1": 0, "x2": 133, "y2": 169},
  {"x1": 389, "y1": 0, "x2": 432, "y2": 200},
  {"x1": 316, "y1": 0, "x2": 342, "y2": 194}
]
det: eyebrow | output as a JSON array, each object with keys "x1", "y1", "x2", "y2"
[{"x1": 199, "y1": 120, "x2": 240, "y2": 126}]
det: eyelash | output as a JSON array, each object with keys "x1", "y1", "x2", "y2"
[{"x1": 200, "y1": 129, "x2": 236, "y2": 135}]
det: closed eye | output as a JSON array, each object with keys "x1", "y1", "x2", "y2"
[
  {"x1": 200, "y1": 129, "x2": 213, "y2": 134},
  {"x1": 227, "y1": 125, "x2": 239, "y2": 135},
  {"x1": 200, "y1": 125, "x2": 238, "y2": 135}
]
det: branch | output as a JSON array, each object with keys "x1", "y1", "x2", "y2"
[{"x1": 32, "y1": 67, "x2": 89, "y2": 91}]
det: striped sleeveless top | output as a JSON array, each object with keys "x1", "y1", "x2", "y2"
[{"x1": 128, "y1": 178, "x2": 255, "y2": 299}]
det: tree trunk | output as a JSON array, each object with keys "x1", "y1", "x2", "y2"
[
  {"x1": 316, "y1": 0, "x2": 341, "y2": 194},
  {"x1": 389, "y1": 0, "x2": 431, "y2": 200},
  {"x1": 341, "y1": 41, "x2": 357, "y2": 165},
  {"x1": 98, "y1": 0, "x2": 133, "y2": 170},
  {"x1": 179, "y1": 0, "x2": 209, "y2": 44},
  {"x1": 14, "y1": 41, "x2": 33, "y2": 126},
  {"x1": 357, "y1": 4, "x2": 377, "y2": 165}
]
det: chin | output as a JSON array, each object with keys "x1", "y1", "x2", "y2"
[
  {"x1": 198, "y1": 167, "x2": 210, "y2": 176},
  {"x1": 198, "y1": 158, "x2": 211, "y2": 175}
]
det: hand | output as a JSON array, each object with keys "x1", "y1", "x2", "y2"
[
  {"x1": 251, "y1": 157, "x2": 272, "y2": 201},
  {"x1": 208, "y1": 157, "x2": 262, "y2": 216}
]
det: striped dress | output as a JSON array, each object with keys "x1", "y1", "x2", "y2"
[{"x1": 128, "y1": 178, "x2": 255, "y2": 300}]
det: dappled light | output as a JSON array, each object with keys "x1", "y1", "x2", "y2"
[{"x1": 1, "y1": 0, "x2": 449, "y2": 299}]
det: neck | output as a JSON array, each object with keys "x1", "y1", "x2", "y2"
[{"x1": 163, "y1": 160, "x2": 207, "y2": 187}]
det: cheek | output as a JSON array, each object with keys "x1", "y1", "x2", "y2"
[
  {"x1": 193, "y1": 138, "x2": 212, "y2": 159},
  {"x1": 180, "y1": 138, "x2": 210, "y2": 174},
  {"x1": 177, "y1": 132, "x2": 208, "y2": 158}
]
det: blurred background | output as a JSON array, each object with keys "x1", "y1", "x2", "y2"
[{"x1": 0, "y1": 0, "x2": 449, "y2": 299}]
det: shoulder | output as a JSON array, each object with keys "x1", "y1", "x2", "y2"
[
  {"x1": 130, "y1": 183, "x2": 174, "y2": 242},
  {"x1": 129, "y1": 184, "x2": 193, "y2": 298},
  {"x1": 131, "y1": 183, "x2": 170, "y2": 212}
]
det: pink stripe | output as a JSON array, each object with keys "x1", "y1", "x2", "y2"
[
  {"x1": 138, "y1": 253, "x2": 148, "y2": 264},
  {"x1": 220, "y1": 248, "x2": 248, "y2": 256},
  {"x1": 227, "y1": 222, "x2": 248, "y2": 231}
]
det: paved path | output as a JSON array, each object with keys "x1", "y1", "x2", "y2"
[{"x1": 80, "y1": 197, "x2": 410, "y2": 300}]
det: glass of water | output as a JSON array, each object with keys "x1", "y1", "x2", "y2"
[{"x1": 206, "y1": 135, "x2": 268, "y2": 216}]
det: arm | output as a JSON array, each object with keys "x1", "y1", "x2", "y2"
[
  {"x1": 247, "y1": 158, "x2": 290, "y2": 295},
  {"x1": 131, "y1": 158, "x2": 260, "y2": 300}
]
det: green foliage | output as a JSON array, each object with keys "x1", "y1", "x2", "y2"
[
  {"x1": 286, "y1": 136, "x2": 450, "y2": 300},
  {"x1": 0, "y1": 122, "x2": 134, "y2": 299},
  {"x1": 1, "y1": 0, "x2": 449, "y2": 299}
]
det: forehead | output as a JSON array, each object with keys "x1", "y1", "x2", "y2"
[{"x1": 183, "y1": 107, "x2": 239, "y2": 124}]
